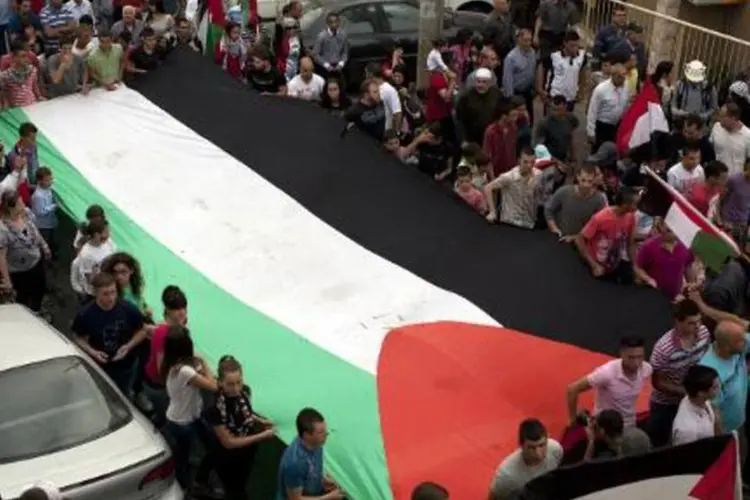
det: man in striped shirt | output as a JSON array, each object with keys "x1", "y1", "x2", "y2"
[
  {"x1": 648, "y1": 298, "x2": 711, "y2": 447},
  {"x1": 40, "y1": 0, "x2": 77, "y2": 55}
]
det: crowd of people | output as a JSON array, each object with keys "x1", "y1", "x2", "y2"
[{"x1": 3, "y1": 0, "x2": 750, "y2": 497}]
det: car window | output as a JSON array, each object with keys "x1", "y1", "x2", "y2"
[
  {"x1": 382, "y1": 2, "x2": 419, "y2": 33},
  {"x1": 299, "y1": 5, "x2": 324, "y2": 32},
  {"x1": 0, "y1": 356, "x2": 132, "y2": 464},
  {"x1": 339, "y1": 4, "x2": 378, "y2": 35}
]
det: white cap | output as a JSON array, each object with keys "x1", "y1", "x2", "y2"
[
  {"x1": 475, "y1": 68, "x2": 493, "y2": 80},
  {"x1": 684, "y1": 60, "x2": 707, "y2": 83}
]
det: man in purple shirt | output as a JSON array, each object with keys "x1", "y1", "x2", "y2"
[
  {"x1": 635, "y1": 219, "x2": 696, "y2": 301},
  {"x1": 720, "y1": 161, "x2": 750, "y2": 245}
]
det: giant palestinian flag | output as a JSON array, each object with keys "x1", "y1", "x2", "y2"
[{"x1": 0, "y1": 50, "x2": 679, "y2": 499}]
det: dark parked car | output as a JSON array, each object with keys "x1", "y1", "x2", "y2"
[{"x1": 299, "y1": 0, "x2": 486, "y2": 88}]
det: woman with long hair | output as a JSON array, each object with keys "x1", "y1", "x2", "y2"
[
  {"x1": 0, "y1": 189, "x2": 49, "y2": 311},
  {"x1": 144, "y1": 0, "x2": 176, "y2": 39},
  {"x1": 204, "y1": 356, "x2": 275, "y2": 500},
  {"x1": 162, "y1": 326, "x2": 217, "y2": 492},
  {"x1": 101, "y1": 251, "x2": 151, "y2": 318},
  {"x1": 319, "y1": 78, "x2": 351, "y2": 117}
]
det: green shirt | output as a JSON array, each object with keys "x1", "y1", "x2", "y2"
[
  {"x1": 121, "y1": 286, "x2": 147, "y2": 312},
  {"x1": 86, "y1": 44, "x2": 123, "y2": 84}
]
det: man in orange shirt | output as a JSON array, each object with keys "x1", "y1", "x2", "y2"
[{"x1": 575, "y1": 186, "x2": 639, "y2": 284}]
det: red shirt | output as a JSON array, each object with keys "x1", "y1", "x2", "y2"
[
  {"x1": 483, "y1": 120, "x2": 518, "y2": 177},
  {"x1": 425, "y1": 73, "x2": 452, "y2": 122},
  {"x1": 581, "y1": 207, "x2": 635, "y2": 272},
  {"x1": 686, "y1": 182, "x2": 721, "y2": 216},
  {"x1": 145, "y1": 323, "x2": 169, "y2": 384}
]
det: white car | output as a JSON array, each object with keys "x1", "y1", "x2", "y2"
[{"x1": 0, "y1": 304, "x2": 182, "y2": 500}]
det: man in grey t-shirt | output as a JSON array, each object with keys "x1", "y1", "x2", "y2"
[
  {"x1": 545, "y1": 165, "x2": 607, "y2": 240},
  {"x1": 46, "y1": 35, "x2": 88, "y2": 97},
  {"x1": 490, "y1": 419, "x2": 563, "y2": 500}
]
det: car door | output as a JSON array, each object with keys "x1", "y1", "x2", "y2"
[
  {"x1": 338, "y1": 3, "x2": 383, "y2": 86},
  {"x1": 379, "y1": 0, "x2": 420, "y2": 80}
]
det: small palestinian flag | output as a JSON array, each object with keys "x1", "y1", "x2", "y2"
[
  {"x1": 643, "y1": 166, "x2": 739, "y2": 272},
  {"x1": 521, "y1": 433, "x2": 741, "y2": 500},
  {"x1": 616, "y1": 80, "x2": 671, "y2": 161},
  {"x1": 196, "y1": 0, "x2": 226, "y2": 56}
]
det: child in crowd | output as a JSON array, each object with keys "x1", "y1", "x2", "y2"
[
  {"x1": 30, "y1": 166, "x2": 57, "y2": 254},
  {"x1": 417, "y1": 123, "x2": 453, "y2": 181},
  {"x1": 473, "y1": 150, "x2": 493, "y2": 188},
  {"x1": 426, "y1": 38, "x2": 449, "y2": 74},
  {"x1": 70, "y1": 218, "x2": 117, "y2": 302},
  {"x1": 455, "y1": 165, "x2": 488, "y2": 214},
  {"x1": 382, "y1": 128, "x2": 430, "y2": 166},
  {"x1": 216, "y1": 21, "x2": 246, "y2": 80},
  {"x1": 73, "y1": 203, "x2": 105, "y2": 253}
]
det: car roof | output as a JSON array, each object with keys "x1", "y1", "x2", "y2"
[
  {"x1": 310, "y1": 0, "x2": 418, "y2": 11},
  {"x1": 0, "y1": 304, "x2": 79, "y2": 372}
]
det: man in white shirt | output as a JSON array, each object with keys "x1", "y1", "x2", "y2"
[
  {"x1": 667, "y1": 143, "x2": 704, "y2": 194},
  {"x1": 286, "y1": 56, "x2": 325, "y2": 101},
  {"x1": 490, "y1": 418, "x2": 563, "y2": 500},
  {"x1": 366, "y1": 62, "x2": 402, "y2": 131},
  {"x1": 710, "y1": 102, "x2": 750, "y2": 176},
  {"x1": 586, "y1": 59, "x2": 629, "y2": 151},
  {"x1": 672, "y1": 364, "x2": 720, "y2": 445}
]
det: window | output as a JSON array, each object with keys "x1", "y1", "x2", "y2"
[
  {"x1": 339, "y1": 4, "x2": 378, "y2": 35},
  {"x1": 0, "y1": 356, "x2": 132, "y2": 463},
  {"x1": 382, "y1": 2, "x2": 419, "y2": 33},
  {"x1": 299, "y1": 5, "x2": 324, "y2": 31}
]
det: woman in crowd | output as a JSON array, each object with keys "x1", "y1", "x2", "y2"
[
  {"x1": 204, "y1": 356, "x2": 276, "y2": 500},
  {"x1": 319, "y1": 78, "x2": 350, "y2": 117},
  {"x1": 274, "y1": 17, "x2": 301, "y2": 83},
  {"x1": 144, "y1": 0, "x2": 176, "y2": 41},
  {"x1": 102, "y1": 251, "x2": 151, "y2": 318},
  {"x1": 381, "y1": 40, "x2": 405, "y2": 80},
  {"x1": 0, "y1": 189, "x2": 49, "y2": 311},
  {"x1": 162, "y1": 326, "x2": 218, "y2": 492}
]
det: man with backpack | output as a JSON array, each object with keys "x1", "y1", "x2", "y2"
[{"x1": 671, "y1": 60, "x2": 718, "y2": 130}]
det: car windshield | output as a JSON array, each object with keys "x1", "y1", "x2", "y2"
[
  {"x1": 299, "y1": 0, "x2": 324, "y2": 31},
  {"x1": 0, "y1": 356, "x2": 132, "y2": 463}
]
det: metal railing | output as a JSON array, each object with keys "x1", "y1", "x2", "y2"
[{"x1": 580, "y1": 0, "x2": 750, "y2": 84}]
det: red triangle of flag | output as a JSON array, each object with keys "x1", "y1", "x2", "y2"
[{"x1": 689, "y1": 436, "x2": 738, "y2": 500}]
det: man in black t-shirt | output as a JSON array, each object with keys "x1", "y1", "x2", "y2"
[
  {"x1": 343, "y1": 78, "x2": 386, "y2": 141},
  {"x1": 246, "y1": 47, "x2": 287, "y2": 96},
  {"x1": 72, "y1": 272, "x2": 146, "y2": 396}
]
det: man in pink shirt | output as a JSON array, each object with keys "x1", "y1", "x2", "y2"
[{"x1": 566, "y1": 335, "x2": 653, "y2": 453}]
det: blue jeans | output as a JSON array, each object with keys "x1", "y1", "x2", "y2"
[{"x1": 163, "y1": 419, "x2": 214, "y2": 489}]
